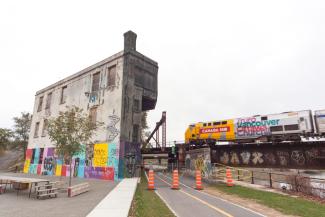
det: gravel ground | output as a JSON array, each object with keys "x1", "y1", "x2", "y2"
[{"x1": 0, "y1": 172, "x2": 118, "y2": 217}]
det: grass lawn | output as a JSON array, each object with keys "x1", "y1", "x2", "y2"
[
  {"x1": 213, "y1": 184, "x2": 325, "y2": 217},
  {"x1": 129, "y1": 171, "x2": 175, "y2": 217}
]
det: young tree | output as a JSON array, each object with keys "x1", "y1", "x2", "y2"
[
  {"x1": 0, "y1": 128, "x2": 13, "y2": 152},
  {"x1": 47, "y1": 106, "x2": 102, "y2": 186},
  {"x1": 13, "y1": 112, "x2": 32, "y2": 158},
  {"x1": 140, "y1": 112, "x2": 149, "y2": 149}
]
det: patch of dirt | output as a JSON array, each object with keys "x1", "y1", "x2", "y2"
[
  {"x1": 203, "y1": 186, "x2": 299, "y2": 217},
  {"x1": 0, "y1": 149, "x2": 23, "y2": 172}
]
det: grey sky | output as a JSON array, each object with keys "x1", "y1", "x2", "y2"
[{"x1": 1, "y1": 0, "x2": 325, "y2": 142}]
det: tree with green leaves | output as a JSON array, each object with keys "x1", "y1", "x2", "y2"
[
  {"x1": 13, "y1": 112, "x2": 32, "y2": 158},
  {"x1": 47, "y1": 106, "x2": 102, "y2": 186},
  {"x1": 0, "y1": 128, "x2": 13, "y2": 152}
]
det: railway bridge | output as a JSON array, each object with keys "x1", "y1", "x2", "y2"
[{"x1": 142, "y1": 141, "x2": 325, "y2": 170}]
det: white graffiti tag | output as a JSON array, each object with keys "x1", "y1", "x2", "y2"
[
  {"x1": 252, "y1": 152, "x2": 264, "y2": 165},
  {"x1": 240, "y1": 151, "x2": 251, "y2": 164},
  {"x1": 230, "y1": 152, "x2": 240, "y2": 164},
  {"x1": 220, "y1": 152, "x2": 229, "y2": 164},
  {"x1": 106, "y1": 115, "x2": 120, "y2": 142},
  {"x1": 291, "y1": 150, "x2": 305, "y2": 166},
  {"x1": 277, "y1": 151, "x2": 289, "y2": 166}
]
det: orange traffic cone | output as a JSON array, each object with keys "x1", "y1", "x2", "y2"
[
  {"x1": 195, "y1": 170, "x2": 203, "y2": 190},
  {"x1": 226, "y1": 168, "x2": 234, "y2": 187},
  {"x1": 148, "y1": 170, "x2": 155, "y2": 190},
  {"x1": 171, "y1": 170, "x2": 180, "y2": 190}
]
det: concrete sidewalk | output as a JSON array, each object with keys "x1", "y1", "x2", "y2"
[{"x1": 87, "y1": 178, "x2": 138, "y2": 217}]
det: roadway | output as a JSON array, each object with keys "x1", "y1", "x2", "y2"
[{"x1": 151, "y1": 172, "x2": 266, "y2": 217}]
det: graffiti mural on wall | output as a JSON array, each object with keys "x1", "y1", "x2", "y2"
[
  {"x1": 106, "y1": 115, "x2": 120, "y2": 142},
  {"x1": 185, "y1": 148, "x2": 212, "y2": 177},
  {"x1": 211, "y1": 142, "x2": 325, "y2": 169},
  {"x1": 24, "y1": 142, "x2": 122, "y2": 181}
]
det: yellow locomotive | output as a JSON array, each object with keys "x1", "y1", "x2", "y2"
[{"x1": 185, "y1": 119, "x2": 236, "y2": 145}]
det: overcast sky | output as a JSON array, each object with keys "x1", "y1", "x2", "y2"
[{"x1": 1, "y1": 0, "x2": 325, "y2": 142}]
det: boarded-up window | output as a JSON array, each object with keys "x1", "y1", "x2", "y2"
[
  {"x1": 42, "y1": 119, "x2": 48, "y2": 137},
  {"x1": 34, "y1": 122, "x2": 40, "y2": 138},
  {"x1": 132, "y1": 124, "x2": 139, "y2": 143},
  {"x1": 92, "y1": 72, "x2": 100, "y2": 92},
  {"x1": 60, "y1": 86, "x2": 67, "y2": 104},
  {"x1": 45, "y1": 92, "x2": 52, "y2": 109},
  {"x1": 89, "y1": 107, "x2": 97, "y2": 124},
  {"x1": 37, "y1": 96, "x2": 43, "y2": 112},
  {"x1": 107, "y1": 66, "x2": 116, "y2": 87}
]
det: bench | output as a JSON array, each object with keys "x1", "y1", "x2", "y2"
[
  {"x1": 36, "y1": 183, "x2": 58, "y2": 199},
  {"x1": 67, "y1": 182, "x2": 90, "y2": 197}
]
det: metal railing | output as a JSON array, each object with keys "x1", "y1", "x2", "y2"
[{"x1": 212, "y1": 163, "x2": 325, "y2": 198}]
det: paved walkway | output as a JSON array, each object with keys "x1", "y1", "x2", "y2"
[
  {"x1": 0, "y1": 172, "x2": 118, "y2": 217},
  {"x1": 154, "y1": 172, "x2": 266, "y2": 217},
  {"x1": 87, "y1": 178, "x2": 138, "y2": 217}
]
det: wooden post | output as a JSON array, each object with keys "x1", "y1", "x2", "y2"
[
  {"x1": 251, "y1": 171, "x2": 254, "y2": 184},
  {"x1": 269, "y1": 173, "x2": 272, "y2": 188}
]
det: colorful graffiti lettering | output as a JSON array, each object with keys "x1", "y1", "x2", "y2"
[
  {"x1": 93, "y1": 143, "x2": 108, "y2": 167},
  {"x1": 236, "y1": 118, "x2": 280, "y2": 137},
  {"x1": 24, "y1": 142, "x2": 125, "y2": 181}
]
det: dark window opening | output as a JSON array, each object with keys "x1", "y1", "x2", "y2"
[
  {"x1": 89, "y1": 107, "x2": 97, "y2": 124},
  {"x1": 132, "y1": 124, "x2": 139, "y2": 143},
  {"x1": 133, "y1": 99, "x2": 140, "y2": 112},
  {"x1": 34, "y1": 122, "x2": 40, "y2": 138},
  {"x1": 284, "y1": 124, "x2": 299, "y2": 131},
  {"x1": 270, "y1": 126, "x2": 283, "y2": 132},
  {"x1": 60, "y1": 86, "x2": 67, "y2": 104},
  {"x1": 222, "y1": 121, "x2": 227, "y2": 125},
  {"x1": 208, "y1": 123, "x2": 211, "y2": 126},
  {"x1": 192, "y1": 134, "x2": 195, "y2": 137},
  {"x1": 261, "y1": 116, "x2": 267, "y2": 121},
  {"x1": 203, "y1": 123, "x2": 207, "y2": 127},
  {"x1": 41, "y1": 119, "x2": 48, "y2": 137},
  {"x1": 107, "y1": 66, "x2": 116, "y2": 87},
  {"x1": 37, "y1": 96, "x2": 43, "y2": 112},
  {"x1": 45, "y1": 92, "x2": 52, "y2": 109},
  {"x1": 92, "y1": 72, "x2": 100, "y2": 92}
]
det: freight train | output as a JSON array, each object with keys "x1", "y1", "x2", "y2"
[{"x1": 185, "y1": 109, "x2": 325, "y2": 145}]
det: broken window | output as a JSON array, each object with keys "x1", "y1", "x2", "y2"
[
  {"x1": 60, "y1": 86, "x2": 67, "y2": 104},
  {"x1": 107, "y1": 66, "x2": 116, "y2": 87},
  {"x1": 34, "y1": 122, "x2": 40, "y2": 138},
  {"x1": 37, "y1": 96, "x2": 43, "y2": 112},
  {"x1": 41, "y1": 119, "x2": 48, "y2": 137},
  {"x1": 92, "y1": 72, "x2": 100, "y2": 92},
  {"x1": 89, "y1": 107, "x2": 97, "y2": 124},
  {"x1": 132, "y1": 124, "x2": 139, "y2": 143},
  {"x1": 45, "y1": 92, "x2": 52, "y2": 109}
]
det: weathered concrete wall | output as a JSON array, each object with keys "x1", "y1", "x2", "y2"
[
  {"x1": 185, "y1": 148, "x2": 212, "y2": 178},
  {"x1": 29, "y1": 54, "x2": 124, "y2": 149},
  {"x1": 26, "y1": 31, "x2": 158, "y2": 180}
]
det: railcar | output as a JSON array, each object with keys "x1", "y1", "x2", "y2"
[
  {"x1": 185, "y1": 110, "x2": 315, "y2": 145},
  {"x1": 315, "y1": 109, "x2": 325, "y2": 135}
]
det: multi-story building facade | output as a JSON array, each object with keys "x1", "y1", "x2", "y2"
[{"x1": 23, "y1": 31, "x2": 158, "y2": 181}]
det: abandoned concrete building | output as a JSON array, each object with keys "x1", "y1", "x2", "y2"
[{"x1": 24, "y1": 31, "x2": 158, "y2": 181}]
